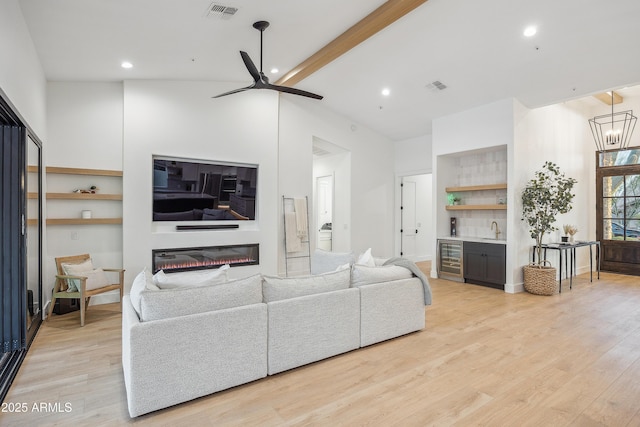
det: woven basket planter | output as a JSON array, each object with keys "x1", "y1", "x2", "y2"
[{"x1": 523, "y1": 263, "x2": 557, "y2": 296}]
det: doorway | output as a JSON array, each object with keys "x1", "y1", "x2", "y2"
[
  {"x1": 312, "y1": 137, "x2": 350, "y2": 252},
  {"x1": 596, "y1": 148, "x2": 640, "y2": 275},
  {"x1": 316, "y1": 175, "x2": 333, "y2": 251}
]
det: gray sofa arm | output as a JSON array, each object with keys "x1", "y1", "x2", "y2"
[
  {"x1": 122, "y1": 296, "x2": 268, "y2": 417},
  {"x1": 358, "y1": 278, "x2": 425, "y2": 347}
]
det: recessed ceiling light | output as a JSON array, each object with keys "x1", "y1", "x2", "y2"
[
  {"x1": 270, "y1": 67, "x2": 279, "y2": 74},
  {"x1": 523, "y1": 25, "x2": 537, "y2": 37},
  {"x1": 121, "y1": 61, "x2": 133, "y2": 69},
  {"x1": 381, "y1": 88, "x2": 391, "y2": 96}
]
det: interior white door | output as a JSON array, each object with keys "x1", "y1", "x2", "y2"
[{"x1": 401, "y1": 179, "x2": 417, "y2": 258}]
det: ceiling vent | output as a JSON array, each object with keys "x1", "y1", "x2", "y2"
[
  {"x1": 426, "y1": 80, "x2": 447, "y2": 92},
  {"x1": 205, "y1": 3, "x2": 238, "y2": 19}
]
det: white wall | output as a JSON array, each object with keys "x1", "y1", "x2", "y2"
[
  {"x1": 122, "y1": 81, "x2": 280, "y2": 287},
  {"x1": 0, "y1": 0, "x2": 46, "y2": 137},
  {"x1": 279, "y1": 97, "x2": 396, "y2": 262},
  {"x1": 395, "y1": 134, "x2": 432, "y2": 175},
  {"x1": 432, "y1": 97, "x2": 596, "y2": 292},
  {"x1": 44, "y1": 82, "x2": 124, "y2": 303}
]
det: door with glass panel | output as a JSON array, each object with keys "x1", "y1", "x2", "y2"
[{"x1": 596, "y1": 148, "x2": 640, "y2": 275}]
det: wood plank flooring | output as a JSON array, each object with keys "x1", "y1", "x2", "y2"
[{"x1": 2, "y1": 264, "x2": 640, "y2": 426}]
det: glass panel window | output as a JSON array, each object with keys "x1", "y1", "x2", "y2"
[
  {"x1": 599, "y1": 149, "x2": 640, "y2": 167},
  {"x1": 625, "y1": 175, "x2": 640, "y2": 196},
  {"x1": 602, "y1": 176, "x2": 624, "y2": 197},
  {"x1": 626, "y1": 219, "x2": 640, "y2": 241}
]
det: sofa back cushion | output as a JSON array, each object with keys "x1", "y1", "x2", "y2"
[
  {"x1": 350, "y1": 265, "x2": 413, "y2": 287},
  {"x1": 139, "y1": 274, "x2": 263, "y2": 322},
  {"x1": 262, "y1": 268, "x2": 351, "y2": 302}
]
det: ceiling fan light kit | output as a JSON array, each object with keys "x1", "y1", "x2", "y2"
[{"x1": 213, "y1": 21, "x2": 323, "y2": 100}]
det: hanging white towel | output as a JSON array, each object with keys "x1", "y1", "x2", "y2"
[
  {"x1": 285, "y1": 212, "x2": 302, "y2": 252},
  {"x1": 294, "y1": 197, "x2": 308, "y2": 240}
]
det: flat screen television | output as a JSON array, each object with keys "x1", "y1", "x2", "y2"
[{"x1": 153, "y1": 156, "x2": 257, "y2": 221}]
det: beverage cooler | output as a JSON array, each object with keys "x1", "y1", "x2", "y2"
[{"x1": 437, "y1": 239, "x2": 464, "y2": 282}]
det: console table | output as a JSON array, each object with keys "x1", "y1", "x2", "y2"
[{"x1": 532, "y1": 241, "x2": 600, "y2": 293}]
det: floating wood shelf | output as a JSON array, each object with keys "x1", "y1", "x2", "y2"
[
  {"x1": 46, "y1": 218, "x2": 123, "y2": 225},
  {"x1": 445, "y1": 183, "x2": 507, "y2": 192},
  {"x1": 446, "y1": 204, "x2": 507, "y2": 211},
  {"x1": 48, "y1": 192, "x2": 122, "y2": 200},
  {"x1": 28, "y1": 165, "x2": 122, "y2": 176}
]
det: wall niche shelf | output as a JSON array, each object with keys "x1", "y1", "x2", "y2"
[
  {"x1": 46, "y1": 218, "x2": 122, "y2": 225},
  {"x1": 446, "y1": 183, "x2": 507, "y2": 211},
  {"x1": 446, "y1": 204, "x2": 507, "y2": 211},
  {"x1": 29, "y1": 166, "x2": 123, "y2": 226},
  {"x1": 445, "y1": 183, "x2": 507, "y2": 193}
]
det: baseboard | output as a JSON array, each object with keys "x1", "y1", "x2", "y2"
[{"x1": 504, "y1": 282, "x2": 524, "y2": 293}]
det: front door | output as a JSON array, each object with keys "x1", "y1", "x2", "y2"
[{"x1": 596, "y1": 148, "x2": 640, "y2": 275}]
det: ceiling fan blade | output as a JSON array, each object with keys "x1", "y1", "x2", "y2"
[
  {"x1": 268, "y1": 83, "x2": 324, "y2": 100},
  {"x1": 240, "y1": 51, "x2": 261, "y2": 82},
  {"x1": 212, "y1": 84, "x2": 254, "y2": 98}
]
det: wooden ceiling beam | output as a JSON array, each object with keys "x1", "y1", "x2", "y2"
[
  {"x1": 594, "y1": 91, "x2": 623, "y2": 105},
  {"x1": 275, "y1": 0, "x2": 429, "y2": 86}
]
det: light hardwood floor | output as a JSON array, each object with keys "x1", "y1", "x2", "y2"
[{"x1": 3, "y1": 265, "x2": 640, "y2": 426}]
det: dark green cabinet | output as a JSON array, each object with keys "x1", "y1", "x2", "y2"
[{"x1": 463, "y1": 242, "x2": 506, "y2": 289}]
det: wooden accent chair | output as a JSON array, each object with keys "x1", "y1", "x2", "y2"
[{"x1": 48, "y1": 254, "x2": 124, "y2": 326}]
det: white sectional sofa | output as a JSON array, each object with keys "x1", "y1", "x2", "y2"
[{"x1": 122, "y1": 254, "x2": 431, "y2": 417}]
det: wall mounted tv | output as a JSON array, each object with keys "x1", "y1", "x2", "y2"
[{"x1": 153, "y1": 156, "x2": 257, "y2": 222}]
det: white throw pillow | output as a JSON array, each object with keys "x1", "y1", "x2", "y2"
[
  {"x1": 350, "y1": 265, "x2": 413, "y2": 287},
  {"x1": 310, "y1": 249, "x2": 356, "y2": 275},
  {"x1": 153, "y1": 264, "x2": 230, "y2": 289},
  {"x1": 61, "y1": 259, "x2": 94, "y2": 292},
  {"x1": 262, "y1": 268, "x2": 351, "y2": 302},
  {"x1": 80, "y1": 268, "x2": 111, "y2": 291},
  {"x1": 129, "y1": 268, "x2": 159, "y2": 317},
  {"x1": 356, "y1": 248, "x2": 376, "y2": 267}
]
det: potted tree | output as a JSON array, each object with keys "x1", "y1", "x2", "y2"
[{"x1": 521, "y1": 161, "x2": 577, "y2": 295}]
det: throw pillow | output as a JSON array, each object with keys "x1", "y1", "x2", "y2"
[
  {"x1": 129, "y1": 268, "x2": 159, "y2": 317},
  {"x1": 262, "y1": 268, "x2": 351, "y2": 302},
  {"x1": 61, "y1": 259, "x2": 94, "y2": 292},
  {"x1": 81, "y1": 268, "x2": 111, "y2": 291},
  {"x1": 153, "y1": 264, "x2": 230, "y2": 289},
  {"x1": 310, "y1": 249, "x2": 356, "y2": 275},
  {"x1": 350, "y1": 265, "x2": 413, "y2": 287},
  {"x1": 139, "y1": 274, "x2": 263, "y2": 322},
  {"x1": 356, "y1": 248, "x2": 376, "y2": 267}
]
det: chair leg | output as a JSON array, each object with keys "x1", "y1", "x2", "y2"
[{"x1": 80, "y1": 298, "x2": 86, "y2": 327}]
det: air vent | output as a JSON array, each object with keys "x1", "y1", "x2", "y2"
[
  {"x1": 205, "y1": 3, "x2": 238, "y2": 19},
  {"x1": 426, "y1": 80, "x2": 447, "y2": 92}
]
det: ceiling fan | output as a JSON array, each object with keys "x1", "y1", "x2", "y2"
[{"x1": 213, "y1": 21, "x2": 323, "y2": 100}]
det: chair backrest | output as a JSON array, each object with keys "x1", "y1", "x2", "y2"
[{"x1": 55, "y1": 254, "x2": 91, "y2": 275}]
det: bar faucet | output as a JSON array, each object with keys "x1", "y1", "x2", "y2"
[{"x1": 491, "y1": 221, "x2": 501, "y2": 239}]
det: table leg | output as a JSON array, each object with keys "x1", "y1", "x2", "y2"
[
  {"x1": 559, "y1": 249, "x2": 563, "y2": 293},
  {"x1": 589, "y1": 245, "x2": 593, "y2": 282}
]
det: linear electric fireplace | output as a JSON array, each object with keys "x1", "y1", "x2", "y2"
[{"x1": 152, "y1": 244, "x2": 259, "y2": 273}]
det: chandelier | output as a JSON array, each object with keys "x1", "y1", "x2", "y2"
[{"x1": 588, "y1": 91, "x2": 637, "y2": 152}]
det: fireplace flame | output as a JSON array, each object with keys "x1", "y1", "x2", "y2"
[{"x1": 156, "y1": 257, "x2": 255, "y2": 272}]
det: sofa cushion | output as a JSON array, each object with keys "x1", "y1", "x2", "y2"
[
  {"x1": 153, "y1": 265, "x2": 229, "y2": 289},
  {"x1": 350, "y1": 265, "x2": 413, "y2": 287},
  {"x1": 262, "y1": 268, "x2": 351, "y2": 303},
  {"x1": 139, "y1": 274, "x2": 263, "y2": 322},
  {"x1": 129, "y1": 268, "x2": 160, "y2": 317},
  {"x1": 310, "y1": 249, "x2": 356, "y2": 275}
]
